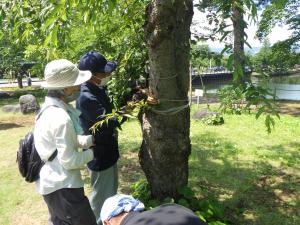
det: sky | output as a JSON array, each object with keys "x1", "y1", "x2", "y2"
[{"x1": 192, "y1": 8, "x2": 293, "y2": 50}]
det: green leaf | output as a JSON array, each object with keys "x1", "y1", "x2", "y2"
[
  {"x1": 232, "y1": 70, "x2": 240, "y2": 81},
  {"x1": 233, "y1": 1, "x2": 244, "y2": 11},
  {"x1": 121, "y1": 113, "x2": 136, "y2": 119},
  {"x1": 237, "y1": 63, "x2": 243, "y2": 76},
  {"x1": 195, "y1": 211, "x2": 206, "y2": 222},
  {"x1": 244, "y1": 40, "x2": 252, "y2": 49},
  {"x1": 43, "y1": 17, "x2": 57, "y2": 30},
  {"x1": 44, "y1": 34, "x2": 52, "y2": 46},
  {"x1": 270, "y1": 116, "x2": 275, "y2": 127},
  {"x1": 244, "y1": 0, "x2": 251, "y2": 10},
  {"x1": 219, "y1": 31, "x2": 230, "y2": 42},
  {"x1": 163, "y1": 197, "x2": 174, "y2": 204},
  {"x1": 178, "y1": 198, "x2": 190, "y2": 208},
  {"x1": 226, "y1": 54, "x2": 234, "y2": 70},
  {"x1": 84, "y1": 11, "x2": 89, "y2": 23},
  {"x1": 220, "y1": 44, "x2": 232, "y2": 55},
  {"x1": 61, "y1": 11, "x2": 67, "y2": 21},
  {"x1": 51, "y1": 25, "x2": 58, "y2": 46},
  {"x1": 177, "y1": 186, "x2": 195, "y2": 199},
  {"x1": 265, "y1": 114, "x2": 271, "y2": 133},
  {"x1": 148, "y1": 199, "x2": 160, "y2": 208},
  {"x1": 251, "y1": 4, "x2": 257, "y2": 17},
  {"x1": 208, "y1": 221, "x2": 228, "y2": 225},
  {"x1": 108, "y1": 0, "x2": 117, "y2": 13}
]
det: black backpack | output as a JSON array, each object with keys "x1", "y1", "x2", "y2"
[{"x1": 17, "y1": 105, "x2": 57, "y2": 183}]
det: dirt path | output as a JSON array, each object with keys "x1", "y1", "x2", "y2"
[{"x1": 277, "y1": 101, "x2": 300, "y2": 116}]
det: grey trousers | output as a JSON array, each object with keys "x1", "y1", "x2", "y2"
[
  {"x1": 43, "y1": 188, "x2": 97, "y2": 225},
  {"x1": 89, "y1": 163, "x2": 118, "y2": 225}
]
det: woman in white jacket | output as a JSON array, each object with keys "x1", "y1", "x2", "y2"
[{"x1": 34, "y1": 59, "x2": 97, "y2": 225}]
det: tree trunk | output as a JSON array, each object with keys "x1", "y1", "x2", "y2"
[
  {"x1": 140, "y1": 0, "x2": 193, "y2": 200},
  {"x1": 232, "y1": 2, "x2": 245, "y2": 83},
  {"x1": 17, "y1": 73, "x2": 23, "y2": 89}
]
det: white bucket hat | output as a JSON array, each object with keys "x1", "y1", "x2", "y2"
[{"x1": 41, "y1": 59, "x2": 92, "y2": 89}]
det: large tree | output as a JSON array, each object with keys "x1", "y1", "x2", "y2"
[{"x1": 141, "y1": 0, "x2": 193, "y2": 199}]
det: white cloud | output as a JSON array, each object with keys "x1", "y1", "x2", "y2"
[{"x1": 268, "y1": 25, "x2": 293, "y2": 44}]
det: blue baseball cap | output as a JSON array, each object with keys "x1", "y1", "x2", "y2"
[{"x1": 79, "y1": 51, "x2": 117, "y2": 74}]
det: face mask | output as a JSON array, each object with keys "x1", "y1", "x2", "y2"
[
  {"x1": 93, "y1": 75, "x2": 102, "y2": 85},
  {"x1": 99, "y1": 76, "x2": 111, "y2": 86},
  {"x1": 65, "y1": 92, "x2": 80, "y2": 103}
]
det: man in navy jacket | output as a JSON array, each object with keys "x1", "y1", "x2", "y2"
[{"x1": 76, "y1": 51, "x2": 119, "y2": 225}]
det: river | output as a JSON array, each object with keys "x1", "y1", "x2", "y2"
[{"x1": 193, "y1": 73, "x2": 300, "y2": 101}]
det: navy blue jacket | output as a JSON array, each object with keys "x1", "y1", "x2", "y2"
[{"x1": 76, "y1": 82, "x2": 119, "y2": 171}]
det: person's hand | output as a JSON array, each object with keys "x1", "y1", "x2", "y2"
[
  {"x1": 77, "y1": 135, "x2": 95, "y2": 149},
  {"x1": 146, "y1": 95, "x2": 158, "y2": 105},
  {"x1": 132, "y1": 91, "x2": 147, "y2": 102}
]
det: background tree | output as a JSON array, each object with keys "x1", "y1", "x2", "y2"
[
  {"x1": 1, "y1": 0, "x2": 147, "y2": 107},
  {"x1": 194, "y1": 0, "x2": 279, "y2": 132},
  {"x1": 191, "y1": 43, "x2": 211, "y2": 69},
  {"x1": 268, "y1": 40, "x2": 300, "y2": 73},
  {"x1": 191, "y1": 43, "x2": 225, "y2": 70},
  {"x1": 253, "y1": 38, "x2": 300, "y2": 74},
  {"x1": 252, "y1": 38, "x2": 272, "y2": 72},
  {"x1": 0, "y1": 24, "x2": 28, "y2": 84},
  {"x1": 195, "y1": 0, "x2": 258, "y2": 83}
]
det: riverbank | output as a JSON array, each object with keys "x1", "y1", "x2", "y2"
[
  {"x1": 252, "y1": 68, "x2": 300, "y2": 77},
  {"x1": 193, "y1": 95, "x2": 300, "y2": 116},
  {"x1": 276, "y1": 100, "x2": 300, "y2": 116}
]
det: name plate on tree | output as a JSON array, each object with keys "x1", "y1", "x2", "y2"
[{"x1": 195, "y1": 89, "x2": 203, "y2": 97}]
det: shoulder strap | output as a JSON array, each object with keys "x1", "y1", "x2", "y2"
[
  {"x1": 36, "y1": 105, "x2": 59, "y2": 121},
  {"x1": 35, "y1": 105, "x2": 59, "y2": 162},
  {"x1": 48, "y1": 149, "x2": 57, "y2": 161}
]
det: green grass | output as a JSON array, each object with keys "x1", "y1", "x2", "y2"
[
  {"x1": 0, "y1": 112, "x2": 46, "y2": 225},
  {"x1": 189, "y1": 105, "x2": 299, "y2": 225},
  {"x1": 0, "y1": 101, "x2": 299, "y2": 225}
]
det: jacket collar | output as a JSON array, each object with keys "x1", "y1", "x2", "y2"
[{"x1": 43, "y1": 96, "x2": 67, "y2": 110}]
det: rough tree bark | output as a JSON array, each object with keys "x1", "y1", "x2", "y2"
[
  {"x1": 140, "y1": 0, "x2": 193, "y2": 200},
  {"x1": 232, "y1": 1, "x2": 245, "y2": 82}
]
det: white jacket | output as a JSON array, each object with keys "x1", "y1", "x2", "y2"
[{"x1": 34, "y1": 97, "x2": 94, "y2": 195}]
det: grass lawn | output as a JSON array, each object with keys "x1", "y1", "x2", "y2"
[
  {"x1": 0, "y1": 100, "x2": 299, "y2": 225},
  {"x1": 189, "y1": 105, "x2": 299, "y2": 225}
]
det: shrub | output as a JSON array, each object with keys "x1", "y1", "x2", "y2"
[
  {"x1": 217, "y1": 85, "x2": 246, "y2": 115},
  {"x1": 201, "y1": 114, "x2": 224, "y2": 126},
  {"x1": 130, "y1": 180, "x2": 231, "y2": 225}
]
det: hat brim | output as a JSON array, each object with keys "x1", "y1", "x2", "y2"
[
  {"x1": 41, "y1": 70, "x2": 92, "y2": 89},
  {"x1": 99, "y1": 61, "x2": 117, "y2": 74},
  {"x1": 74, "y1": 70, "x2": 92, "y2": 86}
]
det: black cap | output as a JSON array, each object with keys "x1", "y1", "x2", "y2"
[{"x1": 79, "y1": 51, "x2": 117, "y2": 74}]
